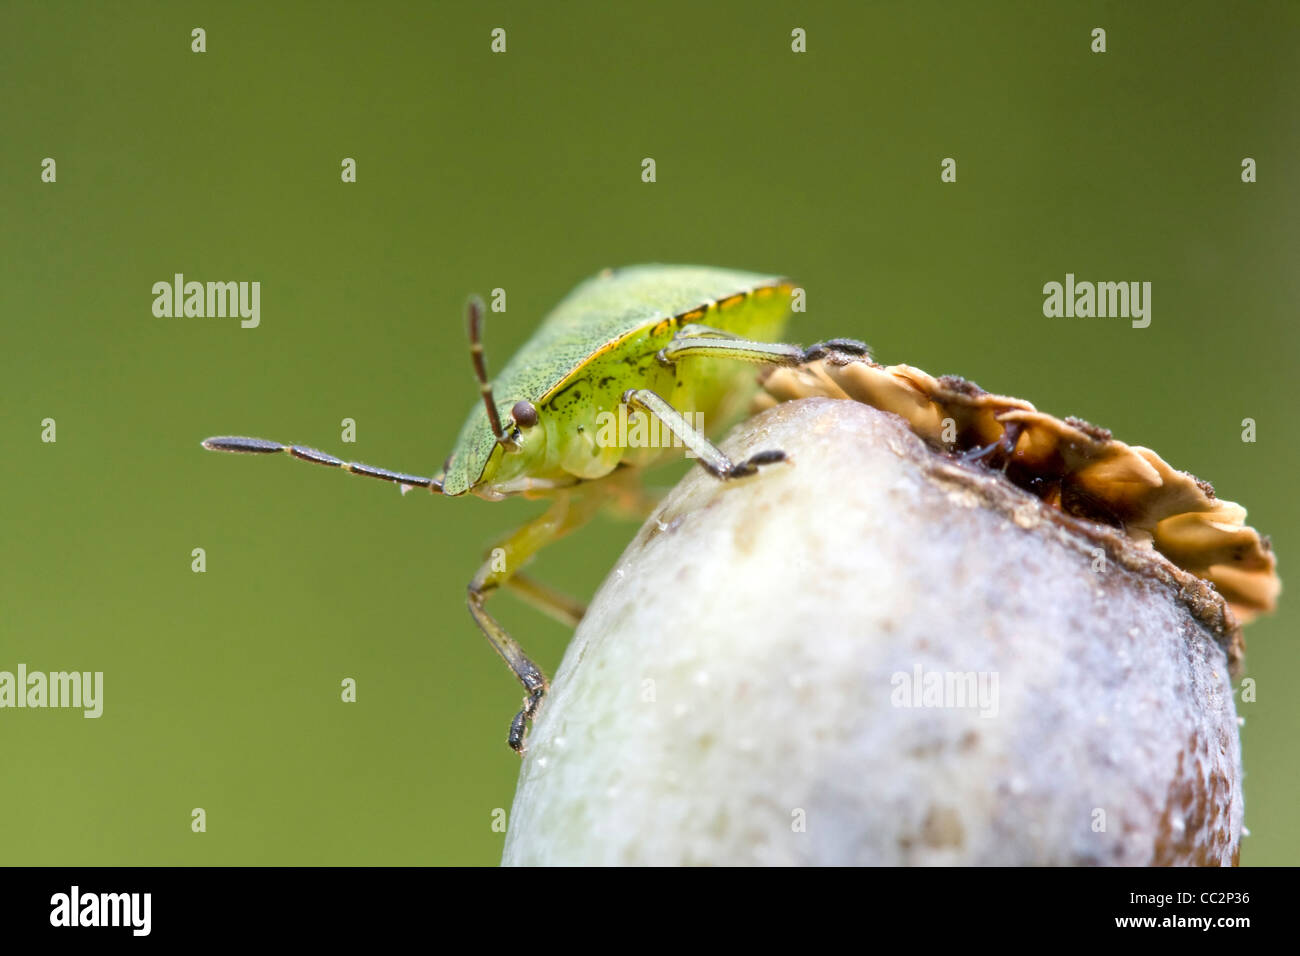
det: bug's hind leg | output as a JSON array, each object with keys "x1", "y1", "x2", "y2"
[
  {"x1": 467, "y1": 489, "x2": 606, "y2": 754},
  {"x1": 505, "y1": 573, "x2": 587, "y2": 628},
  {"x1": 659, "y1": 324, "x2": 870, "y2": 367},
  {"x1": 622, "y1": 389, "x2": 788, "y2": 480},
  {"x1": 958, "y1": 421, "x2": 1025, "y2": 471}
]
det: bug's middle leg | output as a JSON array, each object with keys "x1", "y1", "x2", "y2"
[
  {"x1": 467, "y1": 490, "x2": 606, "y2": 754},
  {"x1": 621, "y1": 388, "x2": 788, "y2": 480}
]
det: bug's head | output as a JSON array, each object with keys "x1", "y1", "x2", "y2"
[
  {"x1": 441, "y1": 396, "x2": 546, "y2": 499},
  {"x1": 441, "y1": 297, "x2": 547, "y2": 498}
]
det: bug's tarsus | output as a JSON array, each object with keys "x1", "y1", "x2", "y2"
[
  {"x1": 733, "y1": 448, "x2": 788, "y2": 475},
  {"x1": 801, "y1": 338, "x2": 872, "y2": 363},
  {"x1": 466, "y1": 296, "x2": 518, "y2": 450},
  {"x1": 724, "y1": 448, "x2": 789, "y2": 479},
  {"x1": 959, "y1": 440, "x2": 1001, "y2": 464},
  {"x1": 508, "y1": 681, "x2": 547, "y2": 754},
  {"x1": 956, "y1": 422, "x2": 1024, "y2": 472},
  {"x1": 201, "y1": 436, "x2": 443, "y2": 493}
]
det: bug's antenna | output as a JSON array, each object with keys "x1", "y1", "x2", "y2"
[
  {"x1": 467, "y1": 295, "x2": 511, "y2": 445},
  {"x1": 201, "y1": 436, "x2": 443, "y2": 494}
]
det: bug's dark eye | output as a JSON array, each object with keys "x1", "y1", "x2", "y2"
[{"x1": 512, "y1": 400, "x2": 539, "y2": 429}]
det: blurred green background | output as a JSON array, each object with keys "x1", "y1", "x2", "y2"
[{"x1": 1, "y1": 0, "x2": 1295, "y2": 865}]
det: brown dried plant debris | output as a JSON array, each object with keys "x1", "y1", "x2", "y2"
[{"x1": 755, "y1": 357, "x2": 1279, "y2": 634}]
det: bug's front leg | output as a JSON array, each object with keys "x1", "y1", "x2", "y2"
[
  {"x1": 622, "y1": 389, "x2": 788, "y2": 479},
  {"x1": 467, "y1": 489, "x2": 606, "y2": 754},
  {"x1": 659, "y1": 324, "x2": 871, "y2": 367}
]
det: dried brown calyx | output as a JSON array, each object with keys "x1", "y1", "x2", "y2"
[{"x1": 755, "y1": 356, "x2": 1280, "y2": 670}]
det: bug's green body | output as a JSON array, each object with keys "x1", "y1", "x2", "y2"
[
  {"x1": 442, "y1": 265, "x2": 794, "y2": 497},
  {"x1": 203, "y1": 263, "x2": 865, "y2": 754}
]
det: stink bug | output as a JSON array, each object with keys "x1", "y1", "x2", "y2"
[{"x1": 203, "y1": 264, "x2": 868, "y2": 753}]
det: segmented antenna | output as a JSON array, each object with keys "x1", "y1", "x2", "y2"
[
  {"x1": 466, "y1": 295, "x2": 509, "y2": 443},
  {"x1": 201, "y1": 436, "x2": 443, "y2": 493}
]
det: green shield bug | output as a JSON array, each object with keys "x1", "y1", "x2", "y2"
[{"x1": 203, "y1": 264, "x2": 868, "y2": 753}]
